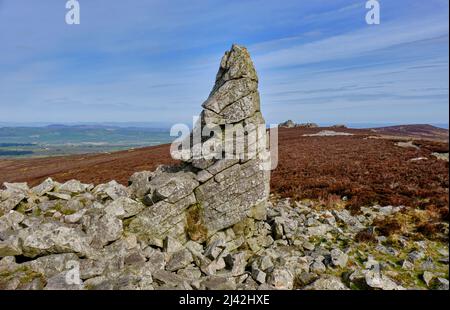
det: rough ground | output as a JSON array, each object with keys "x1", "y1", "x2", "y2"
[{"x1": 1, "y1": 180, "x2": 448, "y2": 290}]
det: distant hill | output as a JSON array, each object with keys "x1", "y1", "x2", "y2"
[
  {"x1": 45, "y1": 124, "x2": 119, "y2": 130},
  {"x1": 369, "y1": 124, "x2": 449, "y2": 141}
]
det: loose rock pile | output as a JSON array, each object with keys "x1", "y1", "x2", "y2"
[{"x1": 1, "y1": 180, "x2": 448, "y2": 290}]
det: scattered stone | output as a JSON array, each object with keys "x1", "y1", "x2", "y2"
[
  {"x1": 47, "y1": 192, "x2": 71, "y2": 201},
  {"x1": 259, "y1": 255, "x2": 274, "y2": 271},
  {"x1": 364, "y1": 268, "x2": 403, "y2": 290},
  {"x1": 31, "y1": 178, "x2": 55, "y2": 196},
  {"x1": 272, "y1": 217, "x2": 284, "y2": 240},
  {"x1": 330, "y1": 249, "x2": 348, "y2": 268},
  {"x1": 185, "y1": 240, "x2": 204, "y2": 257},
  {"x1": 307, "y1": 224, "x2": 329, "y2": 236},
  {"x1": 407, "y1": 250, "x2": 425, "y2": 263},
  {"x1": 87, "y1": 213, "x2": 123, "y2": 249},
  {"x1": 104, "y1": 197, "x2": 144, "y2": 219},
  {"x1": 204, "y1": 238, "x2": 226, "y2": 260},
  {"x1": 3, "y1": 182, "x2": 29, "y2": 194},
  {"x1": 144, "y1": 248, "x2": 166, "y2": 272},
  {"x1": 128, "y1": 171, "x2": 152, "y2": 198},
  {"x1": 333, "y1": 209, "x2": 364, "y2": 231},
  {"x1": 79, "y1": 258, "x2": 106, "y2": 279},
  {"x1": 252, "y1": 269, "x2": 266, "y2": 284},
  {"x1": 224, "y1": 252, "x2": 247, "y2": 276},
  {"x1": 166, "y1": 249, "x2": 194, "y2": 272},
  {"x1": 202, "y1": 276, "x2": 236, "y2": 290},
  {"x1": 164, "y1": 236, "x2": 184, "y2": 254},
  {"x1": 310, "y1": 261, "x2": 326, "y2": 274},
  {"x1": 267, "y1": 268, "x2": 294, "y2": 290},
  {"x1": 395, "y1": 141, "x2": 419, "y2": 149},
  {"x1": 431, "y1": 152, "x2": 449, "y2": 161},
  {"x1": 422, "y1": 271, "x2": 435, "y2": 287},
  {"x1": 0, "y1": 236, "x2": 22, "y2": 257},
  {"x1": 203, "y1": 257, "x2": 227, "y2": 276},
  {"x1": 20, "y1": 221, "x2": 92, "y2": 258},
  {"x1": 64, "y1": 209, "x2": 86, "y2": 224},
  {"x1": 58, "y1": 180, "x2": 91, "y2": 194},
  {"x1": 296, "y1": 272, "x2": 319, "y2": 287},
  {"x1": 302, "y1": 241, "x2": 315, "y2": 251},
  {"x1": 0, "y1": 193, "x2": 25, "y2": 214},
  {"x1": 177, "y1": 266, "x2": 202, "y2": 281},
  {"x1": 420, "y1": 257, "x2": 435, "y2": 271},
  {"x1": 430, "y1": 277, "x2": 449, "y2": 290},
  {"x1": 0, "y1": 210, "x2": 25, "y2": 232},
  {"x1": 401, "y1": 260, "x2": 415, "y2": 270},
  {"x1": 303, "y1": 130, "x2": 353, "y2": 137},
  {"x1": 93, "y1": 181, "x2": 128, "y2": 200},
  {"x1": 304, "y1": 276, "x2": 349, "y2": 290}
]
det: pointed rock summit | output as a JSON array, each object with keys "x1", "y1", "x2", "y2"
[{"x1": 202, "y1": 44, "x2": 262, "y2": 125}]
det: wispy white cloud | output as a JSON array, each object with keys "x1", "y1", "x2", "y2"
[{"x1": 251, "y1": 15, "x2": 449, "y2": 69}]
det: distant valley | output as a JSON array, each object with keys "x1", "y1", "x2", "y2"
[{"x1": 0, "y1": 125, "x2": 173, "y2": 157}]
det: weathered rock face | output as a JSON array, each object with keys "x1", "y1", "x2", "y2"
[
  {"x1": 127, "y1": 44, "x2": 271, "y2": 245},
  {"x1": 195, "y1": 45, "x2": 269, "y2": 232}
]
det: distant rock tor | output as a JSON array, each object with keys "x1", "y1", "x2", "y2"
[{"x1": 278, "y1": 120, "x2": 319, "y2": 128}]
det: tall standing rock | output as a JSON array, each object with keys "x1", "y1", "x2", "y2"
[
  {"x1": 128, "y1": 44, "x2": 270, "y2": 245},
  {"x1": 193, "y1": 44, "x2": 270, "y2": 232}
]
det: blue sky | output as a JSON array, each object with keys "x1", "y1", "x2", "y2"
[{"x1": 0, "y1": 0, "x2": 448, "y2": 126}]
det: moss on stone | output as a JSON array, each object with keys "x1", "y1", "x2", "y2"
[
  {"x1": 185, "y1": 203, "x2": 208, "y2": 242},
  {"x1": 0, "y1": 265, "x2": 45, "y2": 289}
]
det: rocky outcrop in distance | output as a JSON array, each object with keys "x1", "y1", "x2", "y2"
[{"x1": 278, "y1": 120, "x2": 319, "y2": 128}]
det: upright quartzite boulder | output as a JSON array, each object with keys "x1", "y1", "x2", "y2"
[{"x1": 128, "y1": 44, "x2": 270, "y2": 245}]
